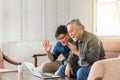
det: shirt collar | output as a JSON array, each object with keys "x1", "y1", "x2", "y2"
[{"x1": 78, "y1": 31, "x2": 87, "y2": 43}]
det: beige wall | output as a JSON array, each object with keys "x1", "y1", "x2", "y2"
[
  {"x1": 0, "y1": 0, "x2": 94, "y2": 68},
  {"x1": 0, "y1": 0, "x2": 3, "y2": 46},
  {"x1": 69, "y1": 0, "x2": 93, "y2": 32}
]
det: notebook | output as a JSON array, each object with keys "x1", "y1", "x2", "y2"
[{"x1": 23, "y1": 61, "x2": 61, "y2": 79}]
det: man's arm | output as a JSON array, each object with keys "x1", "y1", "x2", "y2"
[
  {"x1": 85, "y1": 38, "x2": 104, "y2": 63},
  {"x1": 64, "y1": 51, "x2": 79, "y2": 69},
  {"x1": 65, "y1": 63, "x2": 73, "y2": 78},
  {"x1": 42, "y1": 40, "x2": 54, "y2": 61},
  {"x1": 46, "y1": 51, "x2": 54, "y2": 61},
  {"x1": 67, "y1": 42, "x2": 80, "y2": 57}
]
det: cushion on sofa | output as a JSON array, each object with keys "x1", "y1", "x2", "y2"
[{"x1": 102, "y1": 39, "x2": 120, "y2": 58}]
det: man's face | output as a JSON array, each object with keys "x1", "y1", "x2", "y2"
[
  {"x1": 57, "y1": 33, "x2": 69, "y2": 46},
  {"x1": 67, "y1": 23, "x2": 80, "y2": 41}
]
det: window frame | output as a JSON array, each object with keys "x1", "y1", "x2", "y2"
[{"x1": 93, "y1": 0, "x2": 120, "y2": 39}]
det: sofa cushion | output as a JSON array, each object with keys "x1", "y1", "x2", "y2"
[{"x1": 102, "y1": 39, "x2": 120, "y2": 58}]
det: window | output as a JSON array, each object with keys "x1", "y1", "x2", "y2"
[{"x1": 94, "y1": 0, "x2": 120, "y2": 36}]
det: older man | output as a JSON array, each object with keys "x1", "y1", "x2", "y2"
[{"x1": 57, "y1": 19, "x2": 105, "y2": 80}]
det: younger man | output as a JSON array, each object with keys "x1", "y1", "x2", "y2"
[{"x1": 37, "y1": 25, "x2": 71, "y2": 73}]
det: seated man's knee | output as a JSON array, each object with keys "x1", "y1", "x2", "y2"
[
  {"x1": 37, "y1": 61, "x2": 61, "y2": 73},
  {"x1": 41, "y1": 62, "x2": 50, "y2": 72},
  {"x1": 58, "y1": 65, "x2": 66, "y2": 70},
  {"x1": 39, "y1": 62, "x2": 52, "y2": 73}
]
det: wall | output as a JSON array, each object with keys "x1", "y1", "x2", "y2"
[
  {"x1": 0, "y1": 0, "x2": 3, "y2": 47},
  {"x1": 0, "y1": 0, "x2": 71, "y2": 68},
  {"x1": 69, "y1": 0, "x2": 93, "y2": 32},
  {"x1": 0, "y1": 0, "x2": 93, "y2": 68}
]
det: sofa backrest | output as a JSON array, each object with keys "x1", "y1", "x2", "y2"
[{"x1": 101, "y1": 39, "x2": 120, "y2": 58}]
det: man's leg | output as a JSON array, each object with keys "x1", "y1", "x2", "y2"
[
  {"x1": 37, "y1": 61, "x2": 61, "y2": 73},
  {"x1": 57, "y1": 65, "x2": 77, "y2": 78},
  {"x1": 57, "y1": 65, "x2": 66, "y2": 77},
  {"x1": 77, "y1": 66, "x2": 90, "y2": 80}
]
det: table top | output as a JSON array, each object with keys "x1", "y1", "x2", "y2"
[{"x1": 0, "y1": 70, "x2": 75, "y2": 80}]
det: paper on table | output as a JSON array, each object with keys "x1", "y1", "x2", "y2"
[
  {"x1": 0, "y1": 69, "x2": 18, "y2": 72},
  {"x1": 0, "y1": 77, "x2": 9, "y2": 80}
]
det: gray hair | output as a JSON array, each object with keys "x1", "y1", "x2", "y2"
[{"x1": 68, "y1": 19, "x2": 85, "y2": 30}]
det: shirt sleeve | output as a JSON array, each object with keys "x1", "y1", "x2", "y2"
[
  {"x1": 64, "y1": 51, "x2": 79, "y2": 69},
  {"x1": 85, "y1": 37, "x2": 104, "y2": 64},
  {"x1": 51, "y1": 43, "x2": 61, "y2": 61}
]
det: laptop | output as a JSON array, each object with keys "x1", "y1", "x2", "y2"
[{"x1": 24, "y1": 61, "x2": 61, "y2": 79}]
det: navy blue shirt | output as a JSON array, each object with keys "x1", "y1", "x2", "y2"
[{"x1": 52, "y1": 42, "x2": 70, "y2": 62}]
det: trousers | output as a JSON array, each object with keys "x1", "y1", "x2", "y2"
[
  {"x1": 57, "y1": 65, "x2": 90, "y2": 80},
  {"x1": 37, "y1": 60, "x2": 62, "y2": 73}
]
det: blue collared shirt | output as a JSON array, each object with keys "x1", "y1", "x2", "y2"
[{"x1": 52, "y1": 42, "x2": 70, "y2": 62}]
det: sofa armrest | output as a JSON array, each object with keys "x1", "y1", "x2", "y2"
[
  {"x1": 32, "y1": 53, "x2": 47, "y2": 67},
  {"x1": 3, "y1": 54, "x2": 21, "y2": 65}
]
